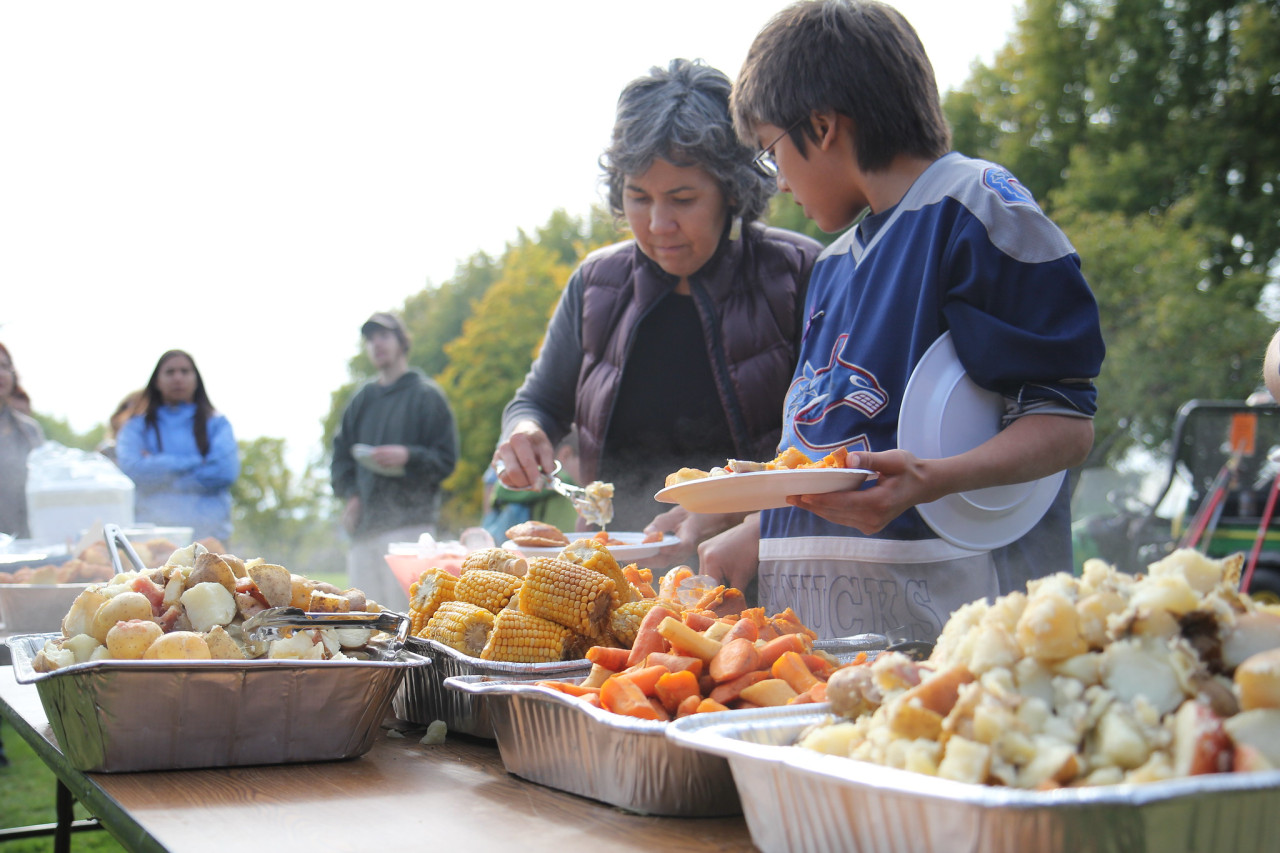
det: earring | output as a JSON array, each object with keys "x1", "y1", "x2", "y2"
[{"x1": 729, "y1": 216, "x2": 742, "y2": 241}]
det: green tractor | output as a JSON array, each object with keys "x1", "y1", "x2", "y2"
[{"x1": 1073, "y1": 399, "x2": 1280, "y2": 604}]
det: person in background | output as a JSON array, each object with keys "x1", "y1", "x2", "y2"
[
  {"x1": 331, "y1": 312, "x2": 459, "y2": 610},
  {"x1": 0, "y1": 342, "x2": 44, "y2": 541},
  {"x1": 493, "y1": 58, "x2": 822, "y2": 566},
  {"x1": 700, "y1": 0, "x2": 1105, "y2": 642},
  {"x1": 116, "y1": 350, "x2": 240, "y2": 544},
  {"x1": 1264, "y1": 327, "x2": 1280, "y2": 403},
  {"x1": 97, "y1": 389, "x2": 144, "y2": 463}
]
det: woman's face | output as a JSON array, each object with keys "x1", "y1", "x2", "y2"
[
  {"x1": 0, "y1": 352, "x2": 14, "y2": 402},
  {"x1": 157, "y1": 355, "x2": 198, "y2": 406},
  {"x1": 623, "y1": 158, "x2": 729, "y2": 286}
]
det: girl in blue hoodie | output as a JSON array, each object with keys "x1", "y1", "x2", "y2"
[{"x1": 117, "y1": 350, "x2": 239, "y2": 543}]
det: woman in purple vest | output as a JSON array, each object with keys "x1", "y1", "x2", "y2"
[{"x1": 493, "y1": 58, "x2": 822, "y2": 568}]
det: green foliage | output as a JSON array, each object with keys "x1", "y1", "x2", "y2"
[
  {"x1": 29, "y1": 412, "x2": 101, "y2": 452},
  {"x1": 944, "y1": 0, "x2": 1280, "y2": 463},
  {"x1": 230, "y1": 436, "x2": 343, "y2": 573},
  {"x1": 436, "y1": 212, "x2": 624, "y2": 526},
  {"x1": 762, "y1": 195, "x2": 840, "y2": 246}
]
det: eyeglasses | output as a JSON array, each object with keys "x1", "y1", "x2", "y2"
[{"x1": 753, "y1": 117, "x2": 808, "y2": 177}]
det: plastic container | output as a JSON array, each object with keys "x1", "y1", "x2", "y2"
[{"x1": 24, "y1": 443, "x2": 134, "y2": 546}]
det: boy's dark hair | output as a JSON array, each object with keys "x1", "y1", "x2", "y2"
[
  {"x1": 732, "y1": 0, "x2": 951, "y2": 172},
  {"x1": 601, "y1": 58, "x2": 773, "y2": 224}
]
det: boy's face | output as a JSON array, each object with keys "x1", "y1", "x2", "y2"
[{"x1": 754, "y1": 119, "x2": 867, "y2": 233}]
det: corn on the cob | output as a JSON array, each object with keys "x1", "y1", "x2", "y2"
[
  {"x1": 608, "y1": 598, "x2": 662, "y2": 647},
  {"x1": 424, "y1": 600, "x2": 494, "y2": 656},
  {"x1": 408, "y1": 568, "x2": 457, "y2": 636},
  {"x1": 455, "y1": 569, "x2": 523, "y2": 614},
  {"x1": 480, "y1": 609, "x2": 572, "y2": 663},
  {"x1": 519, "y1": 557, "x2": 616, "y2": 638},
  {"x1": 460, "y1": 547, "x2": 528, "y2": 578},
  {"x1": 559, "y1": 538, "x2": 638, "y2": 604}
]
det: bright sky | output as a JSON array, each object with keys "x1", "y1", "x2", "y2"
[{"x1": 1, "y1": 0, "x2": 1021, "y2": 474}]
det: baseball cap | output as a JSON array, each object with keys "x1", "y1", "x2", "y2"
[{"x1": 361, "y1": 312, "x2": 411, "y2": 352}]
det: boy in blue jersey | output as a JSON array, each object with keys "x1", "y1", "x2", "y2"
[{"x1": 699, "y1": 0, "x2": 1106, "y2": 642}]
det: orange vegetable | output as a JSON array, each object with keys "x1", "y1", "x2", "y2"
[
  {"x1": 709, "y1": 670, "x2": 769, "y2": 705},
  {"x1": 581, "y1": 693, "x2": 602, "y2": 708},
  {"x1": 772, "y1": 651, "x2": 820, "y2": 694},
  {"x1": 739, "y1": 678, "x2": 798, "y2": 707},
  {"x1": 625, "y1": 605, "x2": 678, "y2": 668},
  {"x1": 675, "y1": 693, "x2": 703, "y2": 718},
  {"x1": 600, "y1": 675, "x2": 667, "y2": 720},
  {"x1": 709, "y1": 637, "x2": 761, "y2": 683},
  {"x1": 758, "y1": 633, "x2": 811, "y2": 668},
  {"x1": 657, "y1": 616, "x2": 723, "y2": 662},
  {"x1": 586, "y1": 646, "x2": 631, "y2": 671},
  {"x1": 654, "y1": 669, "x2": 701, "y2": 715},
  {"x1": 622, "y1": 564, "x2": 656, "y2": 598},
  {"x1": 535, "y1": 680, "x2": 601, "y2": 698},
  {"x1": 682, "y1": 610, "x2": 715, "y2": 632},
  {"x1": 619, "y1": 664, "x2": 669, "y2": 697},
  {"x1": 800, "y1": 652, "x2": 837, "y2": 679},
  {"x1": 723, "y1": 618, "x2": 759, "y2": 643},
  {"x1": 696, "y1": 697, "x2": 730, "y2": 714},
  {"x1": 648, "y1": 697, "x2": 671, "y2": 719},
  {"x1": 789, "y1": 681, "x2": 828, "y2": 704},
  {"x1": 645, "y1": 652, "x2": 703, "y2": 676}
]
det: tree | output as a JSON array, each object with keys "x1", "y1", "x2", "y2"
[
  {"x1": 230, "y1": 436, "x2": 343, "y2": 574},
  {"x1": 944, "y1": 0, "x2": 1280, "y2": 463}
]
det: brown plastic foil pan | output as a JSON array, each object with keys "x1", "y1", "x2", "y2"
[
  {"x1": 7, "y1": 633, "x2": 430, "y2": 773},
  {"x1": 667, "y1": 705, "x2": 1280, "y2": 853}
]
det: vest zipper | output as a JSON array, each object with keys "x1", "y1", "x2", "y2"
[{"x1": 689, "y1": 279, "x2": 751, "y2": 457}]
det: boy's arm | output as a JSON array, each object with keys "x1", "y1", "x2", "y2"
[{"x1": 789, "y1": 414, "x2": 1092, "y2": 534}]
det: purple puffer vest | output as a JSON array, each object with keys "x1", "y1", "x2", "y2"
[{"x1": 574, "y1": 223, "x2": 822, "y2": 483}]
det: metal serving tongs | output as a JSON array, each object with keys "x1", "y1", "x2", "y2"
[
  {"x1": 240, "y1": 606, "x2": 412, "y2": 658},
  {"x1": 498, "y1": 460, "x2": 614, "y2": 527},
  {"x1": 822, "y1": 629, "x2": 934, "y2": 662},
  {"x1": 103, "y1": 523, "x2": 149, "y2": 574}
]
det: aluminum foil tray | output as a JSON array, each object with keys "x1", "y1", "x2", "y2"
[
  {"x1": 7, "y1": 633, "x2": 430, "y2": 773},
  {"x1": 448, "y1": 672, "x2": 741, "y2": 816},
  {"x1": 667, "y1": 705, "x2": 1280, "y2": 853},
  {"x1": 392, "y1": 636, "x2": 590, "y2": 738},
  {"x1": 0, "y1": 584, "x2": 89, "y2": 634}
]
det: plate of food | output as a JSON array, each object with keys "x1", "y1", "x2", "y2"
[
  {"x1": 500, "y1": 521, "x2": 676, "y2": 561},
  {"x1": 898, "y1": 332, "x2": 1064, "y2": 550},
  {"x1": 351, "y1": 443, "x2": 405, "y2": 477},
  {"x1": 655, "y1": 448, "x2": 872, "y2": 515}
]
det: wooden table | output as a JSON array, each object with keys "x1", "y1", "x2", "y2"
[{"x1": 0, "y1": 666, "x2": 755, "y2": 852}]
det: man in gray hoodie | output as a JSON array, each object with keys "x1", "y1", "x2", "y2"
[{"x1": 331, "y1": 312, "x2": 458, "y2": 609}]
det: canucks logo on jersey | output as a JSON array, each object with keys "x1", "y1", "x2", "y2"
[{"x1": 781, "y1": 332, "x2": 884, "y2": 454}]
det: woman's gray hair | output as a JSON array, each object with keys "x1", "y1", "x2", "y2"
[{"x1": 601, "y1": 58, "x2": 773, "y2": 224}]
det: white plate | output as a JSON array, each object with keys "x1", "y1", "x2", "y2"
[
  {"x1": 351, "y1": 443, "x2": 405, "y2": 477},
  {"x1": 500, "y1": 531, "x2": 679, "y2": 561},
  {"x1": 898, "y1": 332, "x2": 1064, "y2": 551},
  {"x1": 654, "y1": 468, "x2": 872, "y2": 514}
]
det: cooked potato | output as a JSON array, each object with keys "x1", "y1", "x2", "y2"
[
  {"x1": 90, "y1": 591, "x2": 155, "y2": 644},
  {"x1": 188, "y1": 552, "x2": 237, "y2": 594},
  {"x1": 220, "y1": 553, "x2": 248, "y2": 579},
  {"x1": 308, "y1": 591, "x2": 351, "y2": 612},
  {"x1": 63, "y1": 633, "x2": 105, "y2": 663},
  {"x1": 289, "y1": 575, "x2": 318, "y2": 609},
  {"x1": 248, "y1": 563, "x2": 293, "y2": 608},
  {"x1": 180, "y1": 582, "x2": 237, "y2": 633},
  {"x1": 62, "y1": 587, "x2": 110, "y2": 638},
  {"x1": 1236, "y1": 647, "x2": 1280, "y2": 711},
  {"x1": 143, "y1": 631, "x2": 211, "y2": 660},
  {"x1": 268, "y1": 632, "x2": 325, "y2": 659},
  {"x1": 205, "y1": 625, "x2": 247, "y2": 660},
  {"x1": 106, "y1": 619, "x2": 164, "y2": 659}
]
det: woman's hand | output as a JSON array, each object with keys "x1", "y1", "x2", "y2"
[
  {"x1": 697, "y1": 514, "x2": 761, "y2": 592},
  {"x1": 644, "y1": 507, "x2": 746, "y2": 566},
  {"x1": 492, "y1": 420, "x2": 556, "y2": 489}
]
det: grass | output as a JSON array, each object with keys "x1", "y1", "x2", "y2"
[{"x1": 0, "y1": 721, "x2": 125, "y2": 853}]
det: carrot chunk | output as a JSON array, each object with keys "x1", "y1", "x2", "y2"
[
  {"x1": 645, "y1": 652, "x2": 704, "y2": 676},
  {"x1": 772, "y1": 651, "x2": 820, "y2": 694},
  {"x1": 619, "y1": 664, "x2": 669, "y2": 697},
  {"x1": 586, "y1": 646, "x2": 631, "y2": 671},
  {"x1": 695, "y1": 697, "x2": 731, "y2": 714},
  {"x1": 758, "y1": 633, "x2": 811, "y2": 668},
  {"x1": 709, "y1": 637, "x2": 761, "y2": 683},
  {"x1": 708, "y1": 670, "x2": 769, "y2": 705},
  {"x1": 654, "y1": 669, "x2": 701, "y2": 715},
  {"x1": 625, "y1": 605, "x2": 678, "y2": 668},
  {"x1": 600, "y1": 675, "x2": 667, "y2": 720}
]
